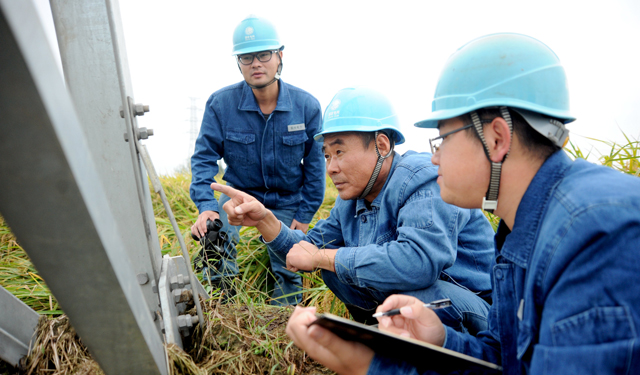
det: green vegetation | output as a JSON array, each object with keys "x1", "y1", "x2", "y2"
[
  {"x1": 152, "y1": 173, "x2": 348, "y2": 317},
  {"x1": 565, "y1": 131, "x2": 639, "y2": 176},
  {"x1": 0, "y1": 218, "x2": 60, "y2": 315},
  {"x1": 1, "y1": 134, "x2": 638, "y2": 374}
]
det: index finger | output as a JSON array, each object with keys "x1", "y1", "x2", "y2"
[{"x1": 211, "y1": 183, "x2": 237, "y2": 197}]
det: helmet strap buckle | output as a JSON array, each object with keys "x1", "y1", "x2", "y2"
[{"x1": 482, "y1": 197, "x2": 498, "y2": 211}]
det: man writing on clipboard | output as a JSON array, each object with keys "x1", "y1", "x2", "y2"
[{"x1": 286, "y1": 33, "x2": 640, "y2": 375}]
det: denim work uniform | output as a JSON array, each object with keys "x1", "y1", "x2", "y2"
[
  {"x1": 267, "y1": 151, "x2": 495, "y2": 331},
  {"x1": 190, "y1": 80, "x2": 325, "y2": 305},
  {"x1": 368, "y1": 150, "x2": 640, "y2": 374}
]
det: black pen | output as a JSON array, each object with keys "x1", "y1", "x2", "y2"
[{"x1": 372, "y1": 298, "x2": 452, "y2": 318}]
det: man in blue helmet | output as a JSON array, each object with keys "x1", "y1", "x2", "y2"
[
  {"x1": 212, "y1": 87, "x2": 496, "y2": 332},
  {"x1": 284, "y1": 33, "x2": 640, "y2": 375},
  {"x1": 189, "y1": 15, "x2": 325, "y2": 305}
]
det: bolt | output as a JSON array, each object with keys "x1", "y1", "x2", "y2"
[
  {"x1": 170, "y1": 274, "x2": 190, "y2": 291},
  {"x1": 137, "y1": 127, "x2": 154, "y2": 140},
  {"x1": 173, "y1": 288, "x2": 183, "y2": 303},
  {"x1": 134, "y1": 103, "x2": 150, "y2": 116},
  {"x1": 123, "y1": 132, "x2": 129, "y2": 142},
  {"x1": 151, "y1": 280, "x2": 158, "y2": 294},
  {"x1": 180, "y1": 274, "x2": 190, "y2": 285},
  {"x1": 170, "y1": 276, "x2": 181, "y2": 291},
  {"x1": 176, "y1": 302, "x2": 187, "y2": 314},
  {"x1": 176, "y1": 315, "x2": 187, "y2": 328},
  {"x1": 119, "y1": 106, "x2": 125, "y2": 118},
  {"x1": 177, "y1": 314, "x2": 196, "y2": 337},
  {"x1": 137, "y1": 273, "x2": 149, "y2": 285},
  {"x1": 190, "y1": 315, "x2": 199, "y2": 325}
]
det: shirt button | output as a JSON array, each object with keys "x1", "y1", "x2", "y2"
[
  {"x1": 361, "y1": 216, "x2": 367, "y2": 223},
  {"x1": 495, "y1": 269, "x2": 503, "y2": 280}
]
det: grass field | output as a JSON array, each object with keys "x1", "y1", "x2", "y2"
[{"x1": 1, "y1": 136, "x2": 637, "y2": 374}]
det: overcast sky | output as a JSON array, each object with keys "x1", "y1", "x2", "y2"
[{"x1": 36, "y1": 0, "x2": 640, "y2": 175}]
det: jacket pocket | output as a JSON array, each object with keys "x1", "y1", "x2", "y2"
[
  {"x1": 225, "y1": 131, "x2": 256, "y2": 165},
  {"x1": 398, "y1": 189, "x2": 433, "y2": 229},
  {"x1": 530, "y1": 306, "x2": 637, "y2": 374},
  {"x1": 551, "y1": 306, "x2": 635, "y2": 346},
  {"x1": 533, "y1": 340, "x2": 635, "y2": 375},
  {"x1": 282, "y1": 132, "x2": 308, "y2": 165}
]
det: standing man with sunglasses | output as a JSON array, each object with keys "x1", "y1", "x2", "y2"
[{"x1": 190, "y1": 15, "x2": 325, "y2": 305}]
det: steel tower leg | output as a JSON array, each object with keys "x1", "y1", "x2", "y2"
[
  {"x1": 48, "y1": 0, "x2": 164, "y2": 324},
  {"x1": 0, "y1": 1, "x2": 167, "y2": 373}
]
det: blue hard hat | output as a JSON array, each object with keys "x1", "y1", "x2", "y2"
[
  {"x1": 314, "y1": 87, "x2": 405, "y2": 145},
  {"x1": 415, "y1": 33, "x2": 575, "y2": 129},
  {"x1": 232, "y1": 15, "x2": 282, "y2": 55}
]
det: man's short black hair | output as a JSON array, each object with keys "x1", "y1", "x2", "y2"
[
  {"x1": 355, "y1": 130, "x2": 392, "y2": 150},
  {"x1": 460, "y1": 108, "x2": 560, "y2": 161},
  {"x1": 324, "y1": 131, "x2": 393, "y2": 150}
]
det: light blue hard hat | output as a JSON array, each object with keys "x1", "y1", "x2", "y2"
[
  {"x1": 314, "y1": 87, "x2": 405, "y2": 145},
  {"x1": 415, "y1": 33, "x2": 575, "y2": 129},
  {"x1": 232, "y1": 15, "x2": 282, "y2": 55}
]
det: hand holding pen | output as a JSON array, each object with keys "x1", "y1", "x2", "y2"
[
  {"x1": 372, "y1": 298, "x2": 451, "y2": 318},
  {"x1": 374, "y1": 295, "x2": 449, "y2": 347}
]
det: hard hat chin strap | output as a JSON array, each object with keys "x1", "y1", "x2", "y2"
[
  {"x1": 471, "y1": 107, "x2": 513, "y2": 213},
  {"x1": 359, "y1": 131, "x2": 395, "y2": 200}
]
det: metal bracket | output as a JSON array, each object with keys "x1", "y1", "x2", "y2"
[
  {"x1": 158, "y1": 255, "x2": 203, "y2": 349},
  {"x1": 0, "y1": 286, "x2": 40, "y2": 366}
]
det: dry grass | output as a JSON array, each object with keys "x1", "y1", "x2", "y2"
[
  {"x1": 14, "y1": 298, "x2": 333, "y2": 375},
  {"x1": 20, "y1": 316, "x2": 102, "y2": 375},
  {"x1": 166, "y1": 298, "x2": 333, "y2": 375}
]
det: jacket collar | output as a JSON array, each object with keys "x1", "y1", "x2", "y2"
[
  {"x1": 355, "y1": 151, "x2": 399, "y2": 215},
  {"x1": 238, "y1": 79, "x2": 293, "y2": 112},
  {"x1": 495, "y1": 150, "x2": 573, "y2": 268}
]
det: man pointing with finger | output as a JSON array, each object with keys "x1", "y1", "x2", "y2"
[{"x1": 213, "y1": 87, "x2": 495, "y2": 332}]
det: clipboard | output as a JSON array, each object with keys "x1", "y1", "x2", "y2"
[{"x1": 310, "y1": 313, "x2": 502, "y2": 374}]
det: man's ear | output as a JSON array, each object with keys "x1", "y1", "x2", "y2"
[
  {"x1": 483, "y1": 118, "x2": 511, "y2": 163},
  {"x1": 375, "y1": 132, "x2": 392, "y2": 157}
]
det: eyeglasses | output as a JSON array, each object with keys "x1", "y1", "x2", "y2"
[
  {"x1": 428, "y1": 123, "x2": 475, "y2": 154},
  {"x1": 237, "y1": 50, "x2": 279, "y2": 65}
]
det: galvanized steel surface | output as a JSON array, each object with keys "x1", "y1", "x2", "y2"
[
  {"x1": 0, "y1": 1, "x2": 166, "y2": 373},
  {"x1": 0, "y1": 286, "x2": 40, "y2": 366}
]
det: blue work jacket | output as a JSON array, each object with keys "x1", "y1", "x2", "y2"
[
  {"x1": 267, "y1": 151, "x2": 494, "y2": 296},
  {"x1": 368, "y1": 150, "x2": 640, "y2": 374},
  {"x1": 190, "y1": 80, "x2": 325, "y2": 224}
]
